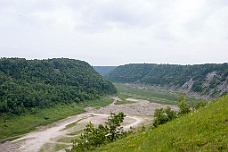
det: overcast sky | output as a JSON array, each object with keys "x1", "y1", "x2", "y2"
[{"x1": 0, "y1": 0, "x2": 228, "y2": 65}]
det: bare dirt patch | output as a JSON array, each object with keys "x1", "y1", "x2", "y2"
[
  {"x1": 0, "y1": 141, "x2": 19, "y2": 152},
  {"x1": 89, "y1": 97, "x2": 178, "y2": 115}
]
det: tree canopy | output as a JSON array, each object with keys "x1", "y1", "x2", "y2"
[{"x1": 0, "y1": 58, "x2": 116, "y2": 115}]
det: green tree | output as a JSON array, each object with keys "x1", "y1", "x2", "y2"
[
  {"x1": 165, "y1": 106, "x2": 177, "y2": 120},
  {"x1": 153, "y1": 106, "x2": 178, "y2": 128},
  {"x1": 105, "y1": 112, "x2": 125, "y2": 142},
  {"x1": 70, "y1": 112, "x2": 126, "y2": 152},
  {"x1": 153, "y1": 108, "x2": 169, "y2": 127},
  {"x1": 178, "y1": 95, "x2": 190, "y2": 115}
]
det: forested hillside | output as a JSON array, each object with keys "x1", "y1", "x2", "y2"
[
  {"x1": 93, "y1": 66, "x2": 117, "y2": 76},
  {"x1": 0, "y1": 58, "x2": 116, "y2": 115},
  {"x1": 106, "y1": 63, "x2": 228, "y2": 97}
]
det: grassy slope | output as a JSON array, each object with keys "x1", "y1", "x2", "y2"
[
  {"x1": 0, "y1": 97, "x2": 113, "y2": 141},
  {"x1": 93, "y1": 95, "x2": 228, "y2": 152}
]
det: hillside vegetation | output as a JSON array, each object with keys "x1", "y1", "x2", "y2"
[
  {"x1": 106, "y1": 63, "x2": 228, "y2": 98},
  {"x1": 92, "y1": 95, "x2": 228, "y2": 152},
  {"x1": 0, "y1": 58, "x2": 116, "y2": 115}
]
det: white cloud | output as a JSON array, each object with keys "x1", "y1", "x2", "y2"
[{"x1": 0, "y1": 0, "x2": 227, "y2": 65}]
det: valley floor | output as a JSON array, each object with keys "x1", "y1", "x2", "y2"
[{"x1": 0, "y1": 97, "x2": 178, "y2": 152}]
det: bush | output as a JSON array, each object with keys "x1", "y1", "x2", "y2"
[
  {"x1": 70, "y1": 112, "x2": 128, "y2": 152},
  {"x1": 153, "y1": 107, "x2": 177, "y2": 128},
  {"x1": 178, "y1": 95, "x2": 190, "y2": 115}
]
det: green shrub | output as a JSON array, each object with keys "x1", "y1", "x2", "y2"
[
  {"x1": 70, "y1": 112, "x2": 128, "y2": 152},
  {"x1": 153, "y1": 106, "x2": 177, "y2": 127}
]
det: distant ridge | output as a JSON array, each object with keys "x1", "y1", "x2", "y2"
[
  {"x1": 106, "y1": 63, "x2": 228, "y2": 98},
  {"x1": 93, "y1": 66, "x2": 117, "y2": 76}
]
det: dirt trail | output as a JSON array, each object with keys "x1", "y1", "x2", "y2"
[
  {"x1": 1, "y1": 97, "x2": 177, "y2": 152},
  {"x1": 10, "y1": 113, "x2": 92, "y2": 152}
]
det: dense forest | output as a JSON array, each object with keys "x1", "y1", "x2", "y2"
[
  {"x1": 0, "y1": 58, "x2": 116, "y2": 115},
  {"x1": 93, "y1": 66, "x2": 117, "y2": 76},
  {"x1": 106, "y1": 63, "x2": 228, "y2": 97}
]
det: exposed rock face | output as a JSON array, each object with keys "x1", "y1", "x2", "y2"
[
  {"x1": 203, "y1": 71, "x2": 218, "y2": 87},
  {"x1": 125, "y1": 71, "x2": 228, "y2": 100},
  {"x1": 180, "y1": 72, "x2": 228, "y2": 98},
  {"x1": 181, "y1": 78, "x2": 194, "y2": 91},
  {"x1": 218, "y1": 81, "x2": 228, "y2": 93},
  {"x1": 170, "y1": 71, "x2": 227, "y2": 99}
]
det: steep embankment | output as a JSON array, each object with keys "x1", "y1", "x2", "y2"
[
  {"x1": 93, "y1": 95, "x2": 228, "y2": 152},
  {"x1": 106, "y1": 63, "x2": 228, "y2": 98},
  {"x1": 0, "y1": 58, "x2": 116, "y2": 115}
]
